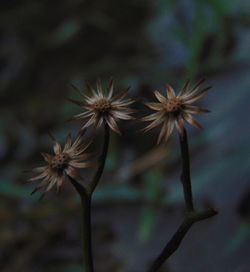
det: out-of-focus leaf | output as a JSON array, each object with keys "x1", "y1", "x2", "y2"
[
  {"x1": 137, "y1": 170, "x2": 164, "y2": 242},
  {"x1": 137, "y1": 206, "x2": 157, "y2": 243},
  {"x1": 65, "y1": 264, "x2": 83, "y2": 272},
  {"x1": 50, "y1": 19, "x2": 81, "y2": 45},
  {"x1": 0, "y1": 182, "x2": 31, "y2": 198},
  {"x1": 94, "y1": 184, "x2": 141, "y2": 201},
  {"x1": 224, "y1": 223, "x2": 250, "y2": 255}
]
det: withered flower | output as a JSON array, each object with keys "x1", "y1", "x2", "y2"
[
  {"x1": 142, "y1": 79, "x2": 211, "y2": 144},
  {"x1": 28, "y1": 132, "x2": 93, "y2": 199},
  {"x1": 69, "y1": 78, "x2": 135, "y2": 134}
]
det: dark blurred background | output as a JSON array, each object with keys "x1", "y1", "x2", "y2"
[{"x1": 1, "y1": 0, "x2": 250, "y2": 271}]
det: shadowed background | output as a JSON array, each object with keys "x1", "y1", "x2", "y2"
[{"x1": 1, "y1": 0, "x2": 250, "y2": 271}]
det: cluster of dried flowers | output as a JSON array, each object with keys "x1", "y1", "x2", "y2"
[{"x1": 28, "y1": 78, "x2": 211, "y2": 198}]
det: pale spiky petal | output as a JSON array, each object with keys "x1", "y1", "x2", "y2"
[
  {"x1": 184, "y1": 105, "x2": 210, "y2": 114},
  {"x1": 184, "y1": 86, "x2": 212, "y2": 103},
  {"x1": 154, "y1": 90, "x2": 166, "y2": 103},
  {"x1": 175, "y1": 116, "x2": 185, "y2": 136},
  {"x1": 178, "y1": 79, "x2": 190, "y2": 97},
  {"x1": 31, "y1": 175, "x2": 52, "y2": 195},
  {"x1": 96, "y1": 78, "x2": 104, "y2": 97},
  {"x1": 69, "y1": 161, "x2": 93, "y2": 168},
  {"x1": 111, "y1": 87, "x2": 130, "y2": 102},
  {"x1": 183, "y1": 113, "x2": 202, "y2": 129},
  {"x1": 105, "y1": 116, "x2": 121, "y2": 134},
  {"x1": 94, "y1": 117, "x2": 103, "y2": 129},
  {"x1": 144, "y1": 102, "x2": 163, "y2": 111},
  {"x1": 56, "y1": 172, "x2": 68, "y2": 193},
  {"x1": 31, "y1": 166, "x2": 48, "y2": 173},
  {"x1": 28, "y1": 171, "x2": 49, "y2": 182},
  {"x1": 141, "y1": 112, "x2": 164, "y2": 122},
  {"x1": 63, "y1": 134, "x2": 72, "y2": 152},
  {"x1": 164, "y1": 120, "x2": 174, "y2": 142},
  {"x1": 111, "y1": 110, "x2": 134, "y2": 120},
  {"x1": 69, "y1": 111, "x2": 93, "y2": 121},
  {"x1": 166, "y1": 84, "x2": 176, "y2": 99},
  {"x1": 112, "y1": 99, "x2": 134, "y2": 107},
  {"x1": 41, "y1": 152, "x2": 53, "y2": 163},
  {"x1": 143, "y1": 117, "x2": 164, "y2": 132},
  {"x1": 80, "y1": 114, "x2": 97, "y2": 130},
  {"x1": 70, "y1": 84, "x2": 88, "y2": 100},
  {"x1": 67, "y1": 98, "x2": 86, "y2": 107},
  {"x1": 107, "y1": 78, "x2": 114, "y2": 99},
  {"x1": 53, "y1": 141, "x2": 62, "y2": 155},
  {"x1": 48, "y1": 133, "x2": 62, "y2": 155},
  {"x1": 157, "y1": 121, "x2": 168, "y2": 145},
  {"x1": 65, "y1": 166, "x2": 80, "y2": 179},
  {"x1": 190, "y1": 78, "x2": 206, "y2": 93},
  {"x1": 73, "y1": 153, "x2": 95, "y2": 161}
]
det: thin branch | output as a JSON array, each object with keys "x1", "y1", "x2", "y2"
[
  {"x1": 69, "y1": 123, "x2": 110, "y2": 272},
  {"x1": 148, "y1": 208, "x2": 218, "y2": 272},
  {"x1": 147, "y1": 128, "x2": 218, "y2": 271},
  {"x1": 80, "y1": 193, "x2": 94, "y2": 272},
  {"x1": 69, "y1": 177, "x2": 93, "y2": 272},
  {"x1": 179, "y1": 128, "x2": 194, "y2": 212},
  {"x1": 69, "y1": 176, "x2": 87, "y2": 196},
  {"x1": 89, "y1": 123, "x2": 110, "y2": 194}
]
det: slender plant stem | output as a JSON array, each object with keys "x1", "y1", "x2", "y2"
[
  {"x1": 69, "y1": 124, "x2": 110, "y2": 272},
  {"x1": 69, "y1": 177, "x2": 93, "y2": 272},
  {"x1": 147, "y1": 129, "x2": 218, "y2": 272},
  {"x1": 80, "y1": 193, "x2": 94, "y2": 272},
  {"x1": 148, "y1": 208, "x2": 218, "y2": 272},
  {"x1": 89, "y1": 123, "x2": 110, "y2": 194},
  {"x1": 179, "y1": 128, "x2": 194, "y2": 212}
]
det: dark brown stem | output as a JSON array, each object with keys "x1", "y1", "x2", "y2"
[
  {"x1": 89, "y1": 123, "x2": 110, "y2": 194},
  {"x1": 80, "y1": 193, "x2": 94, "y2": 272},
  {"x1": 179, "y1": 128, "x2": 194, "y2": 212},
  {"x1": 70, "y1": 123, "x2": 110, "y2": 271},
  {"x1": 148, "y1": 208, "x2": 218, "y2": 272},
  {"x1": 147, "y1": 129, "x2": 218, "y2": 271},
  {"x1": 69, "y1": 176, "x2": 87, "y2": 196},
  {"x1": 69, "y1": 177, "x2": 93, "y2": 272}
]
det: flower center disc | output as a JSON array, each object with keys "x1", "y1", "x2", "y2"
[
  {"x1": 93, "y1": 98, "x2": 111, "y2": 113},
  {"x1": 51, "y1": 153, "x2": 69, "y2": 169},
  {"x1": 164, "y1": 98, "x2": 182, "y2": 112}
]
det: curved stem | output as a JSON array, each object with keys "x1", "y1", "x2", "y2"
[
  {"x1": 69, "y1": 177, "x2": 93, "y2": 272},
  {"x1": 148, "y1": 208, "x2": 218, "y2": 272},
  {"x1": 69, "y1": 124, "x2": 110, "y2": 272},
  {"x1": 147, "y1": 129, "x2": 218, "y2": 271},
  {"x1": 89, "y1": 123, "x2": 110, "y2": 194},
  {"x1": 179, "y1": 128, "x2": 194, "y2": 212},
  {"x1": 80, "y1": 193, "x2": 94, "y2": 272}
]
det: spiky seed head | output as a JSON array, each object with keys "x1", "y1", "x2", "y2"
[
  {"x1": 27, "y1": 132, "x2": 93, "y2": 199},
  {"x1": 69, "y1": 78, "x2": 135, "y2": 134},
  {"x1": 142, "y1": 79, "x2": 211, "y2": 144}
]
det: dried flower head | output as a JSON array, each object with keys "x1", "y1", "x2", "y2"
[
  {"x1": 69, "y1": 78, "x2": 135, "y2": 134},
  {"x1": 142, "y1": 79, "x2": 211, "y2": 144},
  {"x1": 28, "y1": 132, "x2": 93, "y2": 199}
]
